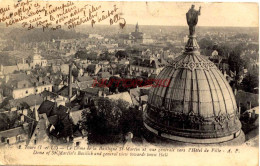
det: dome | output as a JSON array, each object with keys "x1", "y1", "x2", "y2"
[{"x1": 143, "y1": 37, "x2": 244, "y2": 144}]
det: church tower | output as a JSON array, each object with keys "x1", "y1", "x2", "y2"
[{"x1": 135, "y1": 22, "x2": 139, "y2": 32}]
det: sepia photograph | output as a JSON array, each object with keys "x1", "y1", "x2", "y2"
[{"x1": 0, "y1": 0, "x2": 258, "y2": 165}]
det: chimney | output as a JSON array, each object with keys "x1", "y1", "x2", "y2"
[
  {"x1": 20, "y1": 114, "x2": 24, "y2": 123},
  {"x1": 69, "y1": 64, "x2": 72, "y2": 100},
  {"x1": 38, "y1": 76, "x2": 43, "y2": 83},
  {"x1": 125, "y1": 132, "x2": 133, "y2": 144},
  {"x1": 251, "y1": 110, "x2": 256, "y2": 119},
  {"x1": 247, "y1": 101, "x2": 252, "y2": 110},
  {"x1": 34, "y1": 108, "x2": 39, "y2": 121},
  {"x1": 139, "y1": 96, "x2": 142, "y2": 105},
  {"x1": 98, "y1": 90, "x2": 102, "y2": 97},
  {"x1": 238, "y1": 102, "x2": 241, "y2": 118},
  {"x1": 5, "y1": 75, "x2": 9, "y2": 83},
  {"x1": 234, "y1": 88, "x2": 237, "y2": 96},
  {"x1": 0, "y1": 64, "x2": 3, "y2": 72}
]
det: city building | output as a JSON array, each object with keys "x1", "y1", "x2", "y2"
[
  {"x1": 11, "y1": 75, "x2": 53, "y2": 99},
  {"x1": 130, "y1": 57, "x2": 166, "y2": 77},
  {"x1": 0, "y1": 123, "x2": 30, "y2": 147},
  {"x1": 1, "y1": 73, "x2": 53, "y2": 99},
  {"x1": 123, "y1": 23, "x2": 153, "y2": 45},
  {"x1": 0, "y1": 59, "x2": 30, "y2": 79},
  {"x1": 30, "y1": 48, "x2": 47, "y2": 69}
]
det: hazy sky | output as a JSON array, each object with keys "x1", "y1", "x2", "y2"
[
  {"x1": 115, "y1": 2, "x2": 258, "y2": 27},
  {"x1": 0, "y1": 1, "x2": 258, "y2": 27}
]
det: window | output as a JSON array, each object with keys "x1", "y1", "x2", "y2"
[
  {"x1": 76, "y1": 142, "x2": 80, "y2": 147},
  {"x1": 25, "y1": 90, "x2": 28, "y2": 94},
  {"x1": 17, "y1": 135, "x2": 21, "y2": 142},
  {"x1": 7, "y1": 139, "x2": 9, "y2": 144},
  {"x1": 1, "y1": 137, "x2": 5, "y2": 143},
  {"x1": 36, "y1": 89, "x2": 38, "y2": 93},
  {"x1": 24, "y1": 84, "x2": 26, "y2": 87},
  {"x1": 34, "y1": 139, "x2": 37, "y2": 145}
]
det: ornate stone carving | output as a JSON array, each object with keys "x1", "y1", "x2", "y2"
[
  {"x1": 169, "y1": 60, "x2": 217, "y2": 71},
  {"x1": 215, "y1": 114, "x2": 228, "y2": 129}
]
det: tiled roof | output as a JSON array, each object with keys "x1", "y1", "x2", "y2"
[
  {"x1": 77, "y1": 76, "x2": 93, "y2": 82},
  {"x1": 82, "y1": 87, "x2": 109, "y2": 96},
  {"x1": 86, "y1": 64, "x2": 96, "y2": 73},
  {"x1": 57, "y1": 86, "x2": 77, "y2": 97},
  {"x1": 235, "y1": 90, "x2": 259, "y2": 109},
  {"x1": 70, "y1": 110, "x2": 83, "y2": 125},
  {"x1": 2, "y1": 66, "x2": 18, "y2": 75},
  {"x1": 0, "y1": 126, "x2": 28, "y2": 138},
  {"x1": 129, "y1": 88, "x2": 140, "y2": 106},
  {"x1": 9, "y1": 94, "x2": 44, "y2": 108},
  {"x1": 107, "y1": 92, "x2": 133, "y2": 105},
  {"x1": 17, "y1": 64, "x2": 30, "y2": 71},
  {"x1": 98, "y1": 72, "x2": 111, "y2": 79},
  {"x1": 57, "y1": 105, "x2": 69, "y2": 120},
  {"x1": 131, "y1": 57, "x2": 166, "y2": 69},
  {"x1": 38, "y1": 100, "x2": 55, "y2": 117},
  {"x1": 48, "y1": 115, "x2": 58, "y2": 126},
  {"x1": 73, "y1": 81, "x2": 93, "y2": 90},
  {"x1": 7, "y1": 73, "x2": 52, "y2": 89},
  {"x1": 41, "y1": 90, "x2": 59, "y2": 99}
]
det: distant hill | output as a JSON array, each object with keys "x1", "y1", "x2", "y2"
[{"x1": 3, "y1": 28, "x2": 88, "y2": 43}]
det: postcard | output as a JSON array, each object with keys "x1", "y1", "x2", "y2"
[{"x1": 0, "y1": 0, "x2": 258, "y2": 165}]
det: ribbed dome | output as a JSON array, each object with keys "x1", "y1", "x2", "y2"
[{"x1": 144, "y1": 37, "x2": 244, "y2": 144}]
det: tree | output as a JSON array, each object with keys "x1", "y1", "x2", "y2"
[
  {"x1": 115, "y1": 50, "x2": 128, "y2": 60},
  {"x1": 216, "y1": 44, "x2": 231, "y2": 58},
  {"x1": 198, "y1": 38, "x2": 214, "y2": 50},
  {"x1": 81, "y1": 97, "x2": 143, "y2": 144},
  {"x1": 99, "y1": 51, "x2": 111, "y2": 61},
  {"x1": 75, "y1": 51, "x2": 98, "y2": 61},
  {"x1": 0, "y1": 52, "x2": 16, "y2": 66},
  {"x1": 72, "y1": 68, "x2": 79, "y2": 78},
  {"x1": 228, "y1": 50, "x2": 244, "y2": 75},
  {"x1": 241, "y1": 68, "x2": 259, "y2": 93},
  {"x1": 75, "y1": 50, "x2": 87, "y2": 60}
]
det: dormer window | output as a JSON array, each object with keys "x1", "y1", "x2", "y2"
[
  {"x1": 17, "y1": 135, "x2": 21, "y2": 142},
  {"x1": 1, "y1": 137, "x2": 5, "y2": 143},
  {"x1": 76, "y1": 142, "x2": 80, "y2": 146}
]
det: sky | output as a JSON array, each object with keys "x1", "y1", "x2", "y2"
[
  {"x1": 0, "y1": 1, "x2": 258, "y2": 27},
  {"x1": 115, "y1": 2, "x2": 259, "y2": 27}
]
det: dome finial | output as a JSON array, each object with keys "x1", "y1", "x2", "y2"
[
  {"x1": 185, "y1": 5, "x2": 201, "y2": 52},
  {"x1": 186, "y1": 5, "x2": 201, "y2": 36}
]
